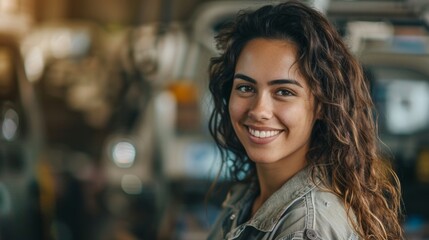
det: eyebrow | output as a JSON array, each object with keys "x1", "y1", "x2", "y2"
[{"x1": 233, "y1": 73, "x2": 303, "y2": 88}]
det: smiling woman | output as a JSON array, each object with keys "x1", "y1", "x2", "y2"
[
  {"x1": 207, "y1": 1, "x2": 403, "y2": 240},
  {"x1": 229, "y1": 39, "x2": 315, "y2": 186}
]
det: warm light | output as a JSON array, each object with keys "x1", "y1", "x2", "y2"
[
  {"x1": 111, "y1": 141, "x2": 136, "y2": 168},
  {"x1": 0, "y1": 0, "x2": 19, "y2": 14},
  {"x1": 2, "y1": 108, "x2": 18, "y2": 141},
  {"x1": 24, "y1": 47, "x2": 45, "y2": 83},
  {"x1": 50, "y1": 30, "x2": 73, "y2": 59},
  {"x1": 168, "y1": 82, "x2": 198, "y2": 104},
  {"x1": 121, "y1": 174, "x2": 142, "y2": 195}
]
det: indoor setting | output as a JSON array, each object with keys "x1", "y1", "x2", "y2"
[{"x1": 1, "y1": 0, "x2": 429, "y2": 239}]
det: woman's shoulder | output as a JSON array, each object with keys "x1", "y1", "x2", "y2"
[
  {"x1": 274, "y1": 187, "x2": 359, "y2": 240},
  {"x1": 306, "y1": 187, "x2": 359, "y2": 239}
]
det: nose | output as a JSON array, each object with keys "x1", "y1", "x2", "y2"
[{"x1": 248, "y1": 93, "x2": 273, "y2": 121}]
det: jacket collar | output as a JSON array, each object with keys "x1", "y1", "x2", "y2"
[{"x1": 224, "y1": 167, "x2": 319, "y2": 232}]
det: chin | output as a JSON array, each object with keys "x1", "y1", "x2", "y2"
[{"x1": 247, "y1": 153, "x2": 278, "y2": 164}]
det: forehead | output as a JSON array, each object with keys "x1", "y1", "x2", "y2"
[{"x1": 235, "y1": 38, "x2": 305, "y2": 84}]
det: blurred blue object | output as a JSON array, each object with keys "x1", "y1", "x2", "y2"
[{"x1": 405, "y1": 215, "x2": 425, "y2": 233}]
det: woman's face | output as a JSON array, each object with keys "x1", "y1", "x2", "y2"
[{"x1": 229, "y1": 38, "x2": 317, "y2": 169}]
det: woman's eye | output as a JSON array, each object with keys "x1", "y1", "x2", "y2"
[
  {"x1": 276, "y1": 89, "x2": 294, "y2": 96},
  {"x1": 236, "y1": 85, "x2": 254, "y2": 93}
]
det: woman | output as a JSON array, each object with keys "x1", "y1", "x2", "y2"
[{"x1": 207, "y1": 1, "x2": 403, "y2": 239}]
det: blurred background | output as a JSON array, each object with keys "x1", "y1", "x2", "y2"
[{"x1": 1, "y1": 0, "x2": 429, "y2": 239}]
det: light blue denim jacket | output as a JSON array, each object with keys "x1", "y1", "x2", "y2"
[{"x1": 207, "y1": 168, "x2": 359, "y2": 240}]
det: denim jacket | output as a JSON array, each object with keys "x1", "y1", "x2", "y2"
[{"x1": 207, "y1": 168, "x2": 359, "y2": 240}]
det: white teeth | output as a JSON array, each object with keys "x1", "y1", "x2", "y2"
[{"x1": 248, "y1": 128, "x2": 280, "y2": 138}]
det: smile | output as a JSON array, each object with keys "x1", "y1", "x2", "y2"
[{"x1": 248, "y1": 127, "x2": 281, "y2": 138}]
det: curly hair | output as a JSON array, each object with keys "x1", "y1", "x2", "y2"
[{"x1": 208, "y1": 1, "x2": 403, "y2": 239}]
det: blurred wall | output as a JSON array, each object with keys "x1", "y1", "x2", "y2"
[{"x1": 33, "y1": 0, "x2": 213, "y2": 25}]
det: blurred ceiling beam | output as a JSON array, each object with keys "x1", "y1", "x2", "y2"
[{"x1": 328, "y1": 1, "x2": 419, "y2": 21}]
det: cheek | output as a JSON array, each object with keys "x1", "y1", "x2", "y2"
[
  {"x1": 228, "y1": 94, "x2": 245, "y2": 120},
  {"x1": 279, "y1": 104, "x2": 315, "y2": 129},
  {"x1": 228, "y1": 96, "x2": 245, "y2": 122}
]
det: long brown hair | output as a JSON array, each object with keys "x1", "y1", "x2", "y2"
[{"x1": 208, "y1": 1, "x2": 403, "y2": 239}]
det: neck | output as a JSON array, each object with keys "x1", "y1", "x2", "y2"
[{"x1": 251, "y1": 160, "x2": 307, "y2": 216}]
